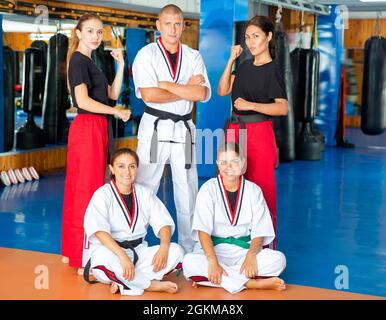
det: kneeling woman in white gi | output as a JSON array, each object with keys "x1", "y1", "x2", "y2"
[
  {"x1": 183, "y1": 142, "x2": 286, "y2": 294},
  {"x1": 83, "y1": 148, "x2": 184, "y2": 295}
]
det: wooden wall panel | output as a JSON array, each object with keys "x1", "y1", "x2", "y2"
[
  {"x1": 269, "y1": 7, "x2": 315, "y2": 33},
  {"x1": 344, "y1": 19, "x2": 386, "y2": 49},
  {"x1": 0, "y1": 137, "x2": 138, "y2": 173},
  {"x1": 2, "y1": 21, "x2": 198, "y2": 52},
  {"x1": 181, "y1": 20, "x2": 199, "y2": 49}
]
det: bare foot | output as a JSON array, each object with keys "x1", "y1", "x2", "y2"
[
  {"x1": 245, "y1": 277, "x2": 286, "y2": 291},
  {"x1": 191, "y1": 281, "x2": 197, "y2": 288},
  {"x1": 110, "y1": 282, "x2": 119, "y2": 294},
  {"x1": 62, "y1": 256, "x2": 69, "y2": 264},
  {"x1": 146, "y1": 280, "x2": 178, "y2": 294},
  {"x1": 77, "y1": 268, "x2": 84, "y2": 276}
]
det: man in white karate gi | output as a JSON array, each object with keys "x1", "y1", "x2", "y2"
[{"x1": 132, "y1": 4, "x2": 211, "y2": 253}]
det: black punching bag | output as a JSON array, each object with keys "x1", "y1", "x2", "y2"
[
  {"x1": 291, "y1": 48, "x2": 326, "y2": 151},
  {"x1": 291, "y1": 48, "x2": 322, "y2": 160},
  {"x1": 234, "y1": 21, "x2": 252, "y2": 68},
  {"x1": 273, "y1": 25, "x2": 295, "y2": 162},
  {"x1": 15, "y1": 48, "x2": 46, "y2": 149},
  {"x1": 3, "y1": 46, "x2": 15, "y2": 151},
  {"x1": 361, "y1": 36, "x2": 386, "y2": 135},
  {"x1": 42, "y1": 33, "x2": 70, "y2": 144},
  {"x1": 92, "y1": 42, "x2": 116, "y2": 88},
  {"x1": 92, "y1": 43, "x2": 125, "y2": 138},
  {"x1": 30, "y1": 40, "x2": 48, "y2": 116}
]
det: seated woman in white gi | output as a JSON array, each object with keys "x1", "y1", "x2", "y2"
[
  {"x1": 83, "y1": 148, "x2": 184, "y2": 295},
  {"x1": 183, "y1": 142, "x2": 286, "y2": 294}
]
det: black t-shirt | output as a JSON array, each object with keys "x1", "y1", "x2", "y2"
[
  {"x1": 167, "y1": 50, "x2": 177, "y2": 70},
  {"x1": 122, "y1": 193, "x2": 133, "y2": 214},
  {"x1": 68, "y1": 51, "x2": 110, "y2": 114},
  {"x1": 231, "y1": 59, "x2": 287, "y2": 116},
  {"x1": 227, "y1": 190, "x2": 238, "y2": 212}
]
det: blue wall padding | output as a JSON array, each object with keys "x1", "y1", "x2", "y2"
[
  {"x1": 126, "y1": 28, "x2": 147, "y2": 117},
  {"x1": 196, "y1": 0, "x2": 248, "y2": 178},
  {"x1": 316, "y1": 6, "x2": 343, "y2": 146}
]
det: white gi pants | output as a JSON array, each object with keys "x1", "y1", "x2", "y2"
[
  {"x1": 90, "y1": 243, "x2": 184, "y2": 295},
  {"x1": 182, "y1": 244, "x2": 286, "y2": 294},
  {"x1": 136, "y1": 140, "x2": 197, "y2": 253}
]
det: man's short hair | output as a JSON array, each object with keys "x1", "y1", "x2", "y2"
[{"x1": 159, "y1": 4, "x2": 184, "y2": 19}]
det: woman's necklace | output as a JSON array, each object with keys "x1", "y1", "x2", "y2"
[{"x1": 254, "y1": 57, "x2": 272, "y2": 66}]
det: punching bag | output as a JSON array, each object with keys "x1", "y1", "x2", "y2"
[
  {"x1": 92, "y1": 43, "x2": 116, "y2": 89},
  {"x1": 273, "y1": 25, "x2": 295, "y2": 162},
  {"x1": 361, "y1": 36, "x2": 386, "y2": 135},
  {"x1": 30, "y1": 40, "x2": 48, "y2": 116},
  {"x1": 3, "y1": 46, "x2": 15, "y2": 152},
  {"x1": 15, "y1": 47, "x2": 45, "y2": 149},
  {"x1": 42, "y1": 33, "x2": 70, "y2": 144},
  {"x1": 291, "y1": 48, "x2": 322, "y2": 160},
  {"x1": 92, "y1": 43, "x2": 125, "y2": 138}
]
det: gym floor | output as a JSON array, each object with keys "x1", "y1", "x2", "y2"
[{"x1": 1, "y1": 137, "x2": 385, "y2": 299}]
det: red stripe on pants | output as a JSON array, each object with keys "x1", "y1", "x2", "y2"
[
  {"x1": 226, "y1": 120, "x2": 278, "y2": 249},
  {"x1": 61, "y1": 114, "x2": 108, "y2": 267}
]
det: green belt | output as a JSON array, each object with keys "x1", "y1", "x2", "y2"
[{"x1": 211, "y1": 235, "x2": 251, "y2": 249}]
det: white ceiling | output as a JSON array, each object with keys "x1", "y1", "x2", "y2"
[
  {"x1": 61, "y1": 0, "x2": 386, "y2": 18},
  {"x1": 62, "y1": 1, "x2": 386, "y2": 10},
  {"x1": 317, "y1": 0, "x2": 386, "y2": 11},
  {"x1": 60, "y1": 0, "x2": 201, "y2": 18},
  {"x1": 1, "y1": 0, "x2": 384, "y2": 32}
]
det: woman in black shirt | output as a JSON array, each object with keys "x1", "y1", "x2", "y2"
[
  {"x1": 62, "y1": 13, "x2": 131, "y2": 272},
  {"x1": 218, "y1": 16, "x2": 288, "y2": 249}
]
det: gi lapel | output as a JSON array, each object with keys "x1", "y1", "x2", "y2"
[
  {"x1": 110, "y1": 180, "x2": 139, "y2": 232},
  {"x1": 217, "y1": 175, "x2": 245, "y2": 226},
  {"x1": 156, "y1": 37, "x2": 182, "y2": 82}
]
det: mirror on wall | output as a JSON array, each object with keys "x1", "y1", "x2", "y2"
[
  {"x1": 343, "y1": 48, "x2": 363, "y2": 120},
  {"x1": 1, "y1": 13, "x2": 141, "y2": 154}
]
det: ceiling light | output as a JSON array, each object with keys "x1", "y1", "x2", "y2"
[{"x1": 359, "y1": 0, "x2": 386, "y2": 2}]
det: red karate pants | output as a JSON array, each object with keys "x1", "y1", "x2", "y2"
[
  {"x1": 226, "y1": 120, "x2": 278, "y2": 249},
  {"x1": 61, "y1": 114, "x2": 108, "y2": 267}
]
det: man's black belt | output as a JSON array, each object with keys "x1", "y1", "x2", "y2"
[
  {"x1": 115, "y1": 237, "x2": 143, "y2": 265},
  {"x1": 83, "y1": 237, "x2": 143, "y2": 284},
  {"x1": 145, "y1": 106, "x2": 193, "y2": 169},
  {"x1": 224, "y1": 112, "x2": 271, "y2": 151}
]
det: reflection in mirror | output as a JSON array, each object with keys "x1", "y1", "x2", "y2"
[
  {"x1": 1, "y1": 14, "x2": 143, "y2": 155},
  {"x1": 343, "y1": 48, "x2": 363, "y2": 119},
  {"x1": 2, "y1": 13, "x2": 76, "y2": 153}
]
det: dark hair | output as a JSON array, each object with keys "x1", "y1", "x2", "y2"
[
  {"x1": 216, "y1": 141, "x2": 246, "y2": 175},
  {"x1": 245, "y1": 15, "x2": 276, "y2": 59},
  {"x1": 217, "y1": 141, "x2": 243, "y2": 159},
  {"x1": 109, "y1": 148, "x2": 139, "y2": 180}
]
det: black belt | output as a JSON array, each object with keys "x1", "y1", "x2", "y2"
[
  {"x1": 224, "y1": 112, "x2": 271, "y2": 151},
  {"x1": 145, "y1": 106, "x2": 193, "y2": 170},
  {"x1": 107, "y1": 115, "x2": 115, "y2": 161},
  {"x1": 83, "y1": 237, "x2": 143, "y2": 284}
]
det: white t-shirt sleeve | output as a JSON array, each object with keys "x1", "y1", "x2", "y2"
[
  {"x1": 132, "y1": 47, "x2": 158, "y2": 99},
  {"x1": 147, "y1": 192, "x2": 175, "y2": 238},
  {"x1": 250, "y1": 184, "x2": 275, "y2": 246},
  {"x1": 192, "y1": 52, "x2": 211, "y2": 102},
  {"x1": 192, "y1": 183, "x2": 215, "y2": 241},
  {"x1": 84, "y1": 188, "x2": 111, "y2": 240}
]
